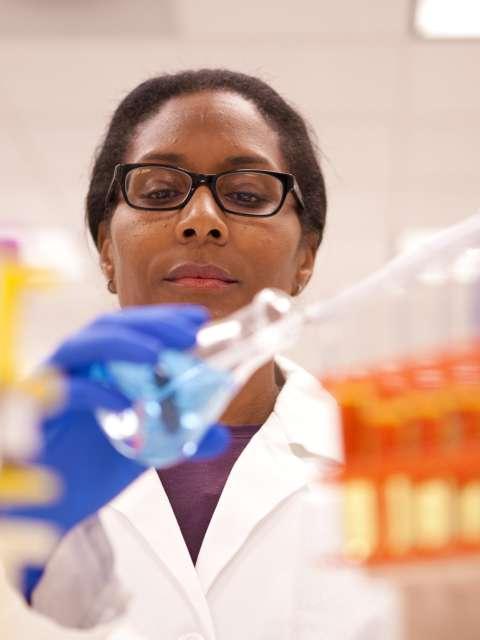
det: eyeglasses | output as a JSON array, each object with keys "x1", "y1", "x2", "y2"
[{"x1": 105, "y1": 163, "x2": 305, "y2": 218}]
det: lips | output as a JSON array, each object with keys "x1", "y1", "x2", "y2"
[
  {"x1": 165, "y1": 263, "x2": 237, "y2": 282},
  {"x1": 164, "y1": 263, "x2": 239, "y2": 289}
]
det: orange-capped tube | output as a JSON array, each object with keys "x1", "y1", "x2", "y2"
[
  {"x1": 444, "y1": 342, "x2": 480, "y2": 448},
  {"x1": 402, "y1": 355, "x2": 455, "y2": 455},
  {"x1": 325, "y1": 372, "x2": 377, "y2": 465}
]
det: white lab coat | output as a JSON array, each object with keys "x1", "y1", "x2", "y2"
[{"x1": 0, "y1": 358, "x2": 399, "y2": 640}]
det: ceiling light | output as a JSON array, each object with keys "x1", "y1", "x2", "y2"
[{"x1": 415, "y1": 0, "x2": 480, "y2": 39}]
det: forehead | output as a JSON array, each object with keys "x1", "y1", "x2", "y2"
[{"x1": 126, "y1": 91, "x2": 287, "y2": 172}]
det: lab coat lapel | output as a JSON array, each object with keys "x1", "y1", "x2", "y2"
[
  {"x1": 195, "y1": 412, "x2": 309, "y2": 594},
  {"x1": 109, "y1": 468, "x2": 214, "y2": 633},
  {"x1": 196, "y1": 357, "x2": 342, "y2": 593}
]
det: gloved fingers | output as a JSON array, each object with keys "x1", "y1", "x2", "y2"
[
  {"x1": 93, "y1": 304, "x2": 210, "y2": 349},
  {"x1": 192, "y1": 424, "x2": 230, "y2": 460},
  {"x1": 48, "y1": 326, "x2": 164, "y2": 372},
  {"x1": 47, "y1": 305, "x2": 211, "y2": 373},
  {"x1": 46, "y1": 377, "x2": 132, "y2": 418}
]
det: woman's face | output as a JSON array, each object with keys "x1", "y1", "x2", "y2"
[{"x1": 99, "y1": 90, "x2": 316, "y2": 319}]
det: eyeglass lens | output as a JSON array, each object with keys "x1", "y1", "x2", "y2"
[{"x1": 124, "y1": 166, "x2": 284, "y2": 215}]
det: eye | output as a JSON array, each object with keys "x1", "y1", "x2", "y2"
[
  {"x1": 141, "y1": 188, "x2": 182, "y2": 201},
  {"x1": 217, "y1": 172, "x2": 281, "y2": 213},
  {"x1": 126, "y1": 167, "x2": 191, "y2": 208},
  {"x1": 225, "y1": 190, "x2": 267, "y2": 205}
]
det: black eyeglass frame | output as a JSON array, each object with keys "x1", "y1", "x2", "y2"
[{"x1": 105, "y1": 163, "x2": 305, "y2": 218}]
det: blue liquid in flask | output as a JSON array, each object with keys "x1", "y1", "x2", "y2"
[{"x1": 92, "y1": 350, "x2": 235, "y2": 467}]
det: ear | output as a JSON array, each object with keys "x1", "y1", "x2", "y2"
[
  {"x1": 293, "y1": 232, "x2": 317, "y2": 296},
  {"x1": 97, "y1": 221, "x2": 115, "y2": 284}
]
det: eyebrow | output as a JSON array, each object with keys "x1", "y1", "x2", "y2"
[
  {"x1": 222, "y1": 154, "x2": 274, "y2": 168},
  {"x1": 137, "y1": 152, "x2": 275, "y2": 170},
  {"x1": 139, "y1": 152, "x2": 185, "y2": 164}
]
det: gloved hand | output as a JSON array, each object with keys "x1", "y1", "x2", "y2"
[{"x1": 3, "y1": 304, "x2": 229, "y2": 598}]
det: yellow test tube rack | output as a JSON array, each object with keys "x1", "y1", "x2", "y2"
[{"x1": 0, "y1": 238, "x2": 63, "y2": 587}]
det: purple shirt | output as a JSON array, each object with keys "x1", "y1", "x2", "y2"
[{"x1": 157, "y1": 425, "x2": 261, "y2": 565}]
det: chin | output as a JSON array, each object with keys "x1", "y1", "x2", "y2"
[
  {"x1": 148, "y1": 282, "x2": 250, "y2": 317},
  {"x1": 142, "y1": 292, "x2": 234, "y2": 320}
]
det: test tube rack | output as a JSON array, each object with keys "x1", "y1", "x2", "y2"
[
  {"x1": 323, "y1": 341, "x2": 480, "y2": 565},
  {"x1": 0, "y1": 238, "x2": 61, "y2": 585}
]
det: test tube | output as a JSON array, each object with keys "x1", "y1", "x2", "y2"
[{"x1": 447, "y1": 247, "x2": 480, "y2": 549}]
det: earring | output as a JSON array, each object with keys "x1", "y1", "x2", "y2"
[
  {"x1": 294, "y1": 283, "x2": 303, "y2": 296},
  {"x1": 107, "y1": 279, "x2": 117, "y2": 294}
]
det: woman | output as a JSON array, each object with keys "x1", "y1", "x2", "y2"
[{"x1": 6, "y1": 69, "x2": 390, "y2": 639}]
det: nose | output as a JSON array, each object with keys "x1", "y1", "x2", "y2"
[{"x1": 175, "y1": 185, "x2": 229, "y2": 246}]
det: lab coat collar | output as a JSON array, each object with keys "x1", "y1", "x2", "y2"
[
  {"x1": 196, "y1": 356, "x2": 342, "y2": 592},
  {"x1": 195, "y1": 410, "x2": 308, "y2": 593},
  {"x1": 109, "y1": 357, "x2": 341, "y2": 616},
  {"x1": 272, "y1": 356, "x2": 343, "y2": 463}
]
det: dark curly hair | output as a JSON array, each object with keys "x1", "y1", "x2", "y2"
[{"x1": 86, "y1": 69, "x2": 327, "y2": 248}]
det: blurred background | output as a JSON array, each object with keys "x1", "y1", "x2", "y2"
[{"x1": 0, "y1": 0, "x2": 479, "y2": 371}]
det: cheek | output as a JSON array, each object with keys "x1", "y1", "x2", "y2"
[
  {"x1": 109, "y1": 214, "x2": 171, "y2": 293},
  {"x1": 235, "y1": 215, "x2": 302, "y2": 287},
  {"x1": 111, "y1": 224, "x2": 145, "y2": 272},
  {"x1": 111, "y1": 211, "x2": 167, "y2": 261}
]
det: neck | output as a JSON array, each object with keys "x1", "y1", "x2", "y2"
[{"x1": 220, "y1": 360, "x2": 284, "y2": 427}]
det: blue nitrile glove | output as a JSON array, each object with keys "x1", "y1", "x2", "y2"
[{"x1": 3, "y1": 304, "x2": 229, "y2": 599}]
